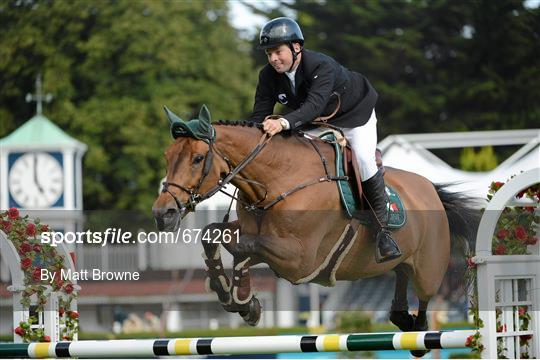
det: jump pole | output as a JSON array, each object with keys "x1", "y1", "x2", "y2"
[{"x1": 0, "y1": 330, "x2": 476, "y2": 358}]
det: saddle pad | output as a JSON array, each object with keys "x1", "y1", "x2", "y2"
[{"x1": 318, "y1": 131, "x2": 406, "y2": 229}]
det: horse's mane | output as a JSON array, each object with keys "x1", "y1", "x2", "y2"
[{"x1": 216, "y1": 120, "x2": 264, "y2": 130}]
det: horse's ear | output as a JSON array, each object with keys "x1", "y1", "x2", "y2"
[
  {"x1": 198, "y1": 104, "x2": 211, "y2": 125},
  {"x1": 163, "y1": 106, "x2": 184, "y2": 124}
]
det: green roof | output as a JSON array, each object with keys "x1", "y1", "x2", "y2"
[{"x1": 0, "y1": 114, "x2": 85, "y2": 149}]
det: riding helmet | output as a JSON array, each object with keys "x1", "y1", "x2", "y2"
[{"x1": 258, "y1": 17, "x2": 304, "y2": 49}]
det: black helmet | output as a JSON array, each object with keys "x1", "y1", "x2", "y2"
[{"x1": 259, "y1": 17, "x2": 304, "y2": 49}]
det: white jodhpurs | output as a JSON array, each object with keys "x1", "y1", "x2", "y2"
[{"x1": 340, "y1": 109, "x2": 379, "y2": 181}]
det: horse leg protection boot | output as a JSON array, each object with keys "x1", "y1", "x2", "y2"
[{"x1": 362, "y1": 170, "x2": 402, "y2": 263}]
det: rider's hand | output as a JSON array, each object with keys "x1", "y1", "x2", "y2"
[{"x1": 263, "y1": 118, "x2": 285, "y2": 136}]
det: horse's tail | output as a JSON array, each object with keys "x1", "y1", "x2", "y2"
[{"x1": 433, "y1": 183, "x2": 481, "y2": 253}]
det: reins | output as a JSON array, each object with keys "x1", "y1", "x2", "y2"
[{"x1": 162, "y1": 126, "x2": 348, "y2": 221}]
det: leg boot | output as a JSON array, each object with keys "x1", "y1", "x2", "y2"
[{"x1": 362, "y1": 170, "x2": 402, "y2": 263}]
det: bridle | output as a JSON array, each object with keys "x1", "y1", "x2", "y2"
[
  {"x1": 161, "y1": 125, "x2": 348, "y2": 224},
  {"x1": 161, "y1": 132, "x2": 272, "y2": 215}
]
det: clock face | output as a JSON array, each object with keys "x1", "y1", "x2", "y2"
[{"x1": 8, "y1": 152, "x2": 64, "y2": 208}]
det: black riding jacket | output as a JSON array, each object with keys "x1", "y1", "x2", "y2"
[{"x1": 250, "y1": 49, "x2": 378, "y2": 129}]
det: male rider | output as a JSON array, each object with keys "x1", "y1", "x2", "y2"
[{"x1": 249, "y1": 17, "x2": 401, "y2": 263}]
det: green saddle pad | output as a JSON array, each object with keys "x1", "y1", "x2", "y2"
[{"x1": 319, "y1": 131, "x2": 406, "y2": 229}]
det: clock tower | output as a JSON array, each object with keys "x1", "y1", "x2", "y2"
[{"x1": 0, "y1": 75, "x2": 87, "y2": 224}]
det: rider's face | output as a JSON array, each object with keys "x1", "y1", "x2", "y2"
[{"x1": 265, "y1": 43, "x2": 301, "y2": 73}]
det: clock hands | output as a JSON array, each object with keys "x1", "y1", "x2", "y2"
[{"x1": 33, "y1": 154, "x2": 45, "y2": 194}]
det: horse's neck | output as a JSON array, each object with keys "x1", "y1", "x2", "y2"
[{"x1": 215, "y1": 125, "x2": 309, "y2": 202}]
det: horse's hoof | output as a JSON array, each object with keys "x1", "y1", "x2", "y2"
[
  {"x1": 389, "y1": 311, "x2": 414, "y2": 332},
  {"x1": 412, "y1": 315, "x2": 428, "y2": 332},
  {"x1": 410, "y1": 349, "x2": 430, "y2": 358},
  {"x1": 239, "y1": 297, "x2": 262, "y2": 326}
]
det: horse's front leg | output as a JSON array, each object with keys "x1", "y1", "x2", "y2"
[
  {"x1": 201, "y1": 221, "x2": 241, "y2": 306},
  {"x1": 223, "y1": 232, "x2": 305, "y2": 326}
]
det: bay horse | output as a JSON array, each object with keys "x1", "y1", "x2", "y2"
[{"x1": 152, "y1": 106, "x2": 478, "y2": 356}]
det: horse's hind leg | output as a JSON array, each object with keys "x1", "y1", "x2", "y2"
[
  {"x1": 389, "y1": 264, "x2": 415, "y2": 332},
  {"x1": 201, "y1": 221, "x2": 240, "y2": 306},
  {"x1": 389, "y1": 265, "x2": 431, "y2": 357}
]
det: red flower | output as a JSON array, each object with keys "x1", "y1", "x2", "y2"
[
  {"x1": 527, "y1": 236, "x2": 538, "y2": 246},
  {"x1": 496, "y1": 229, "x2": 509, "y2": 240},
  {"x1": 64, "y1": 283, "x2": 74, "y2": 294},
  {"x1": 26, "y1": 223, "x2": 36, "y2": 237},
  {"x1": 55, "y1": 277, "x2": 64, "y2": 288},
  {"x1": 467, "y1": 257, "x2": 476, "y2": 269},
  {"x1": 494, "y1": 244, "x2": 507, "y2": 255},
  {"x1": 7, "y1": 208, "x2": 19, "y2": 220},
  {"x1": 42, "y1": 335, "x2": 51, "y2": 342},
  {"x1": 32, "y1": 268, "x2": 42, "y2": 282},
  {"x1": 62, "y1": 336, "x2": 72, "y2": 341},
  {"x1": 19, "y1": 242, "x2": 32, "y2": 255},
  {"x1": 1, "y1": 220, "x2": 12, "y2": 233},
  {"x1": 524, "y1": 206, "x2": 535, "y2": 213},
  {"x1": 519, "y1": 307, "x2": 527, "y2": 316},
  {"x1": 68, "y1": 311, "x2": 79, "y2": 319},
  {"x1": 515, "y1": 225, "x2": 527, "y2": 240},
  {"x1": 520, "y1": 334, "x2": 532, "y2": 341},
  {"x1": 32, "y1": 244, "x2": 42, "y2": 252},
  {"x1": 465, "y1": 335, "x2": 473, "y2": 347},
  {"x1": 40, "y1": 224, "x2": 49, "y2": 232},
  {"x1": 516, "y1": 190, "x2": 526, "y2": 199},
  {"x1": 59, "y1": 307, "x2": 65, "y2": 317},
  {"x1": 14, "y1": 326, "x2": 26, "y2": 336},
  {"x1": 20, "y1": 258, "x2": 32, "y2": 270}
]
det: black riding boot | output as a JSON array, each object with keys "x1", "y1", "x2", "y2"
[{"x1": 362, "y1": 170, "x2": 402, "y2": 263}]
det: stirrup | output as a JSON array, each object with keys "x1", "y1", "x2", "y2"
[{"x1": 375, "y1": 229, "x2": 402, "y2": 263}]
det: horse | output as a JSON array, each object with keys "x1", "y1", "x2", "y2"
[{"x1": 152, "y1": 105, "x2": 478, "y2": 357}]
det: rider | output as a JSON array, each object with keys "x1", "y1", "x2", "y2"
[{"x1": 249, "y1": 17, "x2": 401, "y2": 263}]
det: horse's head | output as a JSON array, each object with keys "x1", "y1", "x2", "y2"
[{"x1": 152, "y1": 105, "x2": 226, "y2": 231}]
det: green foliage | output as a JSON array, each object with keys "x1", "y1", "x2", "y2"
[
  {"x1": 0, "y1": 0, "x2": 256, "y2": 210},
  {"x1": 460, "y1": 146, "x2": 498, "y2": 171}
]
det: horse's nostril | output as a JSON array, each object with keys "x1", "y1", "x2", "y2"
[{"x1": 152, "y1": 207, "x2": 177, "y2": 219}]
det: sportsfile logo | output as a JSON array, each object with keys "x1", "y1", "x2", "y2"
[{"x1": 40, "y1": 228, "x2": 240, "y2": 247}]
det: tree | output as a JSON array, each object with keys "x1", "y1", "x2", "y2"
[
  {"x1": 247, "y1": 0, "x2": 540, "y2": 138},
  {"x1": 0, "y1": 0, "x2": 256, "y2": 210}
]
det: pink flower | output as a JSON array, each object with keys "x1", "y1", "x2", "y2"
[
  {"x1": 1, "y1": 220, "x2": 12, "y2": 233},
  {"x1": 527, "y1": 236, "x2": 538, "y2": 245},
  {"x1": 519, "y1": 307, "x2": 527, "y2": 316},
  {"x1": 68, "y1": 310, "x2": 79, "y2": 319},
  {"x1": 467, "y1": 257, "x2": 476, "y2": 269},
  {"x1": 64, "y1": 283, "x2": 74, "y2": 294},
  {"x1": 7, "y1": 208, "x2": 19, "y2": 220},
  {"x1": 494, "y1": 244, "x2": 507, "y2": 255},
  {"x1": 42, "y1": 335, "x2": 51, "y2": 342},
  {"x1": 514, "y1": 225, "x2": 527, "y2": 240},
  {"x1": 19, "y1": 242, "x2": 32, "y2": 254},
  {"x1": 14, "y1": 326, "x2": 26, "y2": 336},
  {"x1": 465, "y1": 335, "x2": 473, "y2": 347},
  {"x1": 32, "y1": 268, "x2": 42, "y2": 282},
  {"x1": 21, "y1": 258, "x2": 32, "y2": 270},
  {"x1": 496, "y1": 229, "x2": 509, "y2": 239},
  {"x1": 32, "y1": 244, "x2": 42, "y2": 252},
  {"x1": 26, "y1": 223, "x2": 36, "y2": 237}
]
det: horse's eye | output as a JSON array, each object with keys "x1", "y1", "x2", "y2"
[{"x1": 193, "y1": 154, "x2": 205, "y2": 165}]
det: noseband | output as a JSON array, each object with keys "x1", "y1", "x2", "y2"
[{"x1": 161, "y1": 133, "x2": 272, "y2": 214}]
